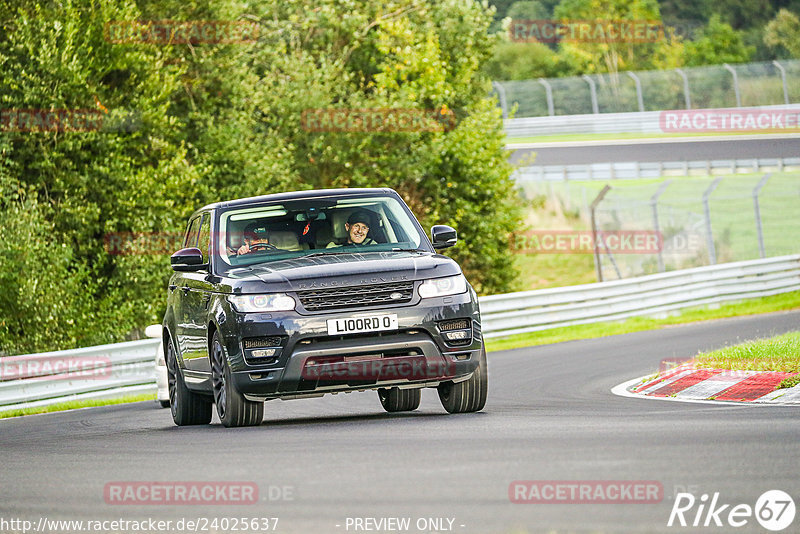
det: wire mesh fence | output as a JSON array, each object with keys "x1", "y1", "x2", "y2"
[
  {"x1": 518, "y1": 172, "x2": 800, "y2": 281},
  {"x1": 494, "y1": 60, "x2": 800, "y2": 118}
]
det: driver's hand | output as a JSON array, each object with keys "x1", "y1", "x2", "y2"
[{"x1": 237, "y1": 243, "x2": 250, "y2": 255}]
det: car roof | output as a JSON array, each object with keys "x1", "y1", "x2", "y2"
[{"x1": 194, "y1": 188, "x2": 397, "y2": 214}]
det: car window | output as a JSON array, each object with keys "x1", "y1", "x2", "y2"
[
  {"x1": 197, "y1": 213, "x2": 211, "y2": 263},
  {"x1": 183, "y1": 216, "x2": 201, "y2": 248},
  {"x1": 214, "y1": 194, "x2": 429, "y2": 272}
]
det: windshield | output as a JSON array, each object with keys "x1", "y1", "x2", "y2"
[{"x1": 215, "y1": 193, "x2": 430, "y2": 271}]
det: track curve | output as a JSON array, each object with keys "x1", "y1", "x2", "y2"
[{"x1": 1, "y1": 310, "x2": 799, "y2": 533}]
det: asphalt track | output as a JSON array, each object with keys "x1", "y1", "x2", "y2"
[
  {"x1": 1, "y1": 310, "x2": 799, "y2": 533},
  {"x1": 507, "y1": 136, "x2": 800, "y2": 166}
]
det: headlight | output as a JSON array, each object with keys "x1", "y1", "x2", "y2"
[
  {"x1": 418, "y1": 274, "x2": 467, "y2": 299},
  {"x1": 228, "y1": 294, "x2": 296, "y2": 312}
]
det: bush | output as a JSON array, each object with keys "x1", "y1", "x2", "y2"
[{"x1": 0, "y1": 0, "x2": 523, "y2": 354}]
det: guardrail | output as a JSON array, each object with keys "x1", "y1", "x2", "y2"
[
  {"x1": 503, "y1": 103, "x2": 800, "y2": 137},
  {"x1": 2, "y1": 254, "x2": 799, "y2": 411},
  {"x1": 0, "y1": 338, "x2": 159, "y2": 413},
  {"x1": 512, "y1": 157, "x2": 800, "y2": 182}
]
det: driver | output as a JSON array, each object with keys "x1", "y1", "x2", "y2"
[
  {"x1": 237, "y1": 223, "x2": 272, "y2": 255},
  {"x1": 327, "y1": 210, "x2": 376, "y2": 248}
]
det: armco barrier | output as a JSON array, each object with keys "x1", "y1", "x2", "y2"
[
  {"x1": 512, "y1": 157, "x2": 800, "y2": 182},
  {"x1": 0, "y1": 338, "x2": 159, "y2": 412},
  {"x1": 1, "y1": 255, "x2": 798, "y2": 411},
  {"x1": 481, "y1": 254, "x2": 800, "y2": 338},
  {"x1": 504, "y1": 103, "x2": 800, "y2": 137}
]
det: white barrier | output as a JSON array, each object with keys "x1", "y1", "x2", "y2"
[
  {"x1": 0, "y1": 338, "x2": 159, "y2": 412},
  {"x1": 512, "y1": 158, "x2": 800, "y2": 182},
  {"x1": 504, "y1": 103, "x2": 800, "y2": 137},
  {"x1": 481, "y1": 254, "x2": 800, "y2": 338}
]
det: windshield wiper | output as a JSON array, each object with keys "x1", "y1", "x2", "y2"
[{"x1": 390, "y1": 248, "x2": 425, "y2": 253}]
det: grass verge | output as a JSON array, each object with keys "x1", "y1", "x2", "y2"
[
  {"x1": 0, "y1": 393, "x2": 155, "y2": 419},
  {"x1": 485, "y1": 291, "x2": 800, "y2": 353},
  {"x1": 693, "y1": 331, "x2": 800, "y2": 388}
]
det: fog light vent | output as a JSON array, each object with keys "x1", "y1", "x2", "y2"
[{"x1": 438, "y1": 318, "x2": 470, "y2": 332}]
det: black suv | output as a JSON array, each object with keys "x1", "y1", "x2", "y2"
[{"x1": 163, "y1": 188, "x2": 487, "y2": 427}]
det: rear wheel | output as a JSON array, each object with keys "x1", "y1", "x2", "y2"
[
  {"x1": 438, "y1": 348, "x2": 488, "y2": 414},
  {"x1": 378, "y1": 387, "x2": 422, "y2": 412},
  {"x1": 166, "y1": 337, "x2": 212, "y2": 426},
  {"x1": 211, "y1": 333, "x2": 263, "y2": 427}
]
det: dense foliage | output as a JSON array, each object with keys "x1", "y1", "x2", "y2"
[
  {"x1": 485, "y1": 0, "x2": 800, "y2": 80},
  {"x1": 0, "y1": 0, "x2": 522, "y2": 355}
]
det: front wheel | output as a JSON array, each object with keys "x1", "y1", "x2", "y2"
[
  {"x1": 211, "y1": 333, "x2": 263, "y2": 427},
  {"x1": 166, "y1": 337, "x2": 212, "y2": 426},
  {"x1": 438, "y1": 348, "x2": 488, "y2": 414},
  {"x1": 378, "y1": 387, "x2": 421, "y2": 412}
]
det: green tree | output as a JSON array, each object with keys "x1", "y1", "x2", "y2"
[
  {"x1": 246, "y1": 0, "x2": 523, "y2": 294},
  {"x1": 552, "y1": 0, "x2": 680, "y2": 73},
  {"x1": 507, "y1": 1, "x2": 550, "y2": 20},
  {"x1": 0, "y1": 0, "x2": 522, "y2": 354},
  {"x1": 764, "y1": 9, "x2": 800, "y2": 58},
  {"x1": 483, "y1": 41, "x2": 573, "y2": 79}
]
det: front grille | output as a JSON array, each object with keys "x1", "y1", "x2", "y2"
[
  {"x1": 243, "y1": 336, "x2": 284, "y2": 349},
  {"x1": 297, "y1": 281, "x2": 415, "y2": 311}
]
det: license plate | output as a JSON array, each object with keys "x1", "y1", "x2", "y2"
[{"x1": 326, "y1": 314, "x2": 398, "y2": 336}]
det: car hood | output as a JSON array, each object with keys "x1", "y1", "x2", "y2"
[{"x1": 223, "y1": 251, "x2": 462, "y2": 293}]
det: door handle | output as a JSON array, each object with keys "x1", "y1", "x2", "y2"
[{"x1": 181, "y1": 286, "x2": 191, "y2": 295}]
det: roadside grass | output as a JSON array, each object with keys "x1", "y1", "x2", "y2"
[
  {"x1": 513, "y1": 253, "x2": 596, "y2": 290},
  {"x1": 520, "y1": 173, "x2": 800, "y2": 281},
  {"x1": 0, "y1": 394, "x2": 155, "y2": 419},
  {"x1": 484, "y1": 290, "x2": 800, "y2": 353},
  {"x1": 693, "y1": 332, "x2": 800, "y2": 387}
]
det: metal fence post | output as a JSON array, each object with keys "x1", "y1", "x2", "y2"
[
  {"x1": 675, "y1": 68, "x2": 691, "y2": 109},
  {"x1": 702, "y1": 177, "x2": 723, "y2": 264},
  {"x1": 582, "y1": 74, "x2": 599, "y2": 114},
  {"x1": 538, "y1": 78, "x2": 555, "y2": 117},
  {"x1": 753, "y1": 173, "x2": 772, "y2": 258},
  {"x1": 773, "y1": 60, "x2": 789, "y2": 105},
  {"x1": 591, "y1": 185, "x2": 611, "y2": 282},
  {"x1": 651, "y1": 180, "x2": 672, "y2": 272},
  {"x1": 492, "y1": 81, "x2": 509, "y2": 119},
  {"x1": 626, "y1": 71, "x2": 645, "y2": 112},
  {"x1": 723, "y1": 64, "x2": 742, "y2": 107}
]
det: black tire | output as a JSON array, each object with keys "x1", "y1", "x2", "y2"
[
  {"x1": 211, "y1": 333, "x2": 263, "y2": 427},
  {"x1": 437, "y1": 347, "x2": 488, "y2": 414},
  {"x1": 378, "y1": 387, "x2": 422, "y2": 412},
  {"x1": 166, "y1": 337, "x2": 212, "y2": 426}
]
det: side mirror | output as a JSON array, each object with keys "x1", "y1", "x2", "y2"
[
  {"x1": 431, "y1": 225, "x2": 457, "y2": 250},
  {"x1": 171, "y1": 247, "x2": 207, "y2": 272}
]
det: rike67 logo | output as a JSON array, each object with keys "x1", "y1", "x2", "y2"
[{"x1": 668, "y1": 490, "x2": 796, "y2": 531}]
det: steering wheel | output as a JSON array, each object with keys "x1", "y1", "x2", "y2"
[{"x1": 249, "y1": 242, "x2": 277, "y2": 251}]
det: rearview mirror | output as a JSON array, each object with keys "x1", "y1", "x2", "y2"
[
  {"x1": 171, "y1": 247, "x2": 207, "y2": 272},
  {"x1": 431, "y1": 225, "x2": 457, "y2": 250}
]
